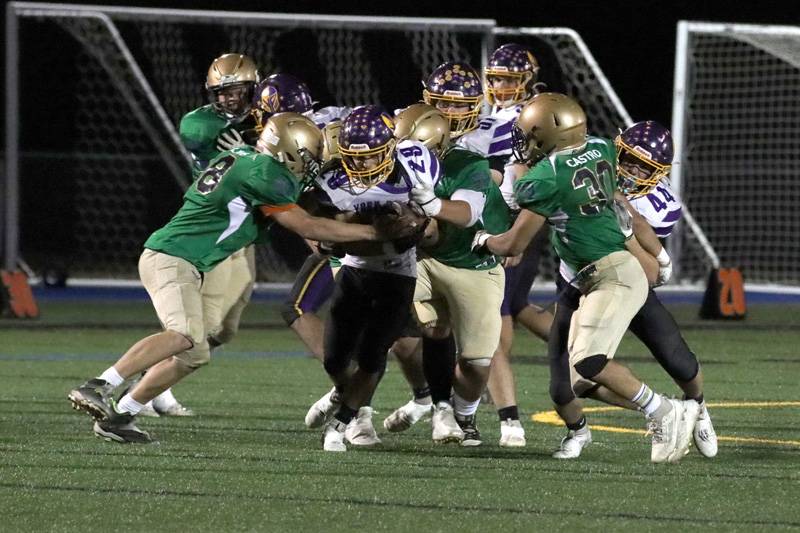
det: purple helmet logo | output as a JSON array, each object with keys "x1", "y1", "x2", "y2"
[
  {"x1": 338, "y1": 105, "x2": 397, "y2": 188},
  {"x1": 252, "y1": 73, "x2": 314, "y2": 127},
  {"x1": 615, "y1": 121, "x2": 674, "y2": 197},
  {"x1": 485, "y1": 43, "x2": 540, "y2": 107},
  {"x1": 422, "y1": 61, "x2": 483, "y2": 138}
]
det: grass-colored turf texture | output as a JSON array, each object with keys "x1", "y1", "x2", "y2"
[{"x1": 2, "y1": 298, "x2": 799, "y2": 532}]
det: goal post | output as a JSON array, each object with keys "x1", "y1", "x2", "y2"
[{"x1": 671, "y1": 20, "x2": 800, "y2": 288}]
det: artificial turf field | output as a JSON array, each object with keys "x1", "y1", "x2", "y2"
[{"x1": 1, "y1": 297, "x2": 799, "y2": 532}]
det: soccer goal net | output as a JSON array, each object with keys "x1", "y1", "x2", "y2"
[
  {"x1": 5, "y1": 3, "x2": 643, "y2": 285},
  {"x1": 671, "y1": 21, "x2": 800, "y2": 287}
]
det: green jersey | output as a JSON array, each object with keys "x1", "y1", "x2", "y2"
[
  {"x1": 180, "y1": 105, "x2": 258, "y2": 178},
  {"x1": 514, "y1": 136, "x2": 625, "y2": 272},
  {"x1": 427, "y1": 147, "x2": 511, "y2": 270},
  {"x1": 144, "y1": 146, "x2": 300, "y2": 272}
]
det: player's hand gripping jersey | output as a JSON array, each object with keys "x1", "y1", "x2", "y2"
[
  {"x1": 144, "y1": 146, "x2": 300, "y2": 272},
  {"x1": 426, "y1": 146, "x2": 510, "y2": 270},
  {"x1": 514, "y1": 136, "x2": 626, "y2": 273},
  {"x1": 315, "y1": 140, "x2": 439, "y2": 277},
  {"x1": 180, "y1": 105, "x2": 258, "y2": 178}
]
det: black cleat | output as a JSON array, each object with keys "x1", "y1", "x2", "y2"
[
  {"x1": 93, "y1": 411, "x2": 153, "y2": 444},
  {"x1": 456, "y1": 414, "x2": 482, "y2": 447},
  {"x1": 68, "y1": 378, "x2": 116, "y2": 421}
]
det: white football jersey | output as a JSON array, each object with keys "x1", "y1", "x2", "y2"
[
  {"x1": 310, "y1": 106, "x2": 352, "y2": 129},
  {"x1": 628, "y1": 181, "x2": 683, "y2": 238},
  {"x1": 315, "y1": 140, "x2": 440, "y2": 277},
  {"x1": 456, "y1": 104, "x2": 522, "y2": 158}
]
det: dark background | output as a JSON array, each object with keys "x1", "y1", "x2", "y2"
[{"x1": 2, "y1": 0, "x2": 797, "y2": 279}]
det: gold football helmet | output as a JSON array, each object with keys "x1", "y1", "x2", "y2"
[
  {"x1": 511, "y1": 93, "x2": 587, "y2": 165},
  {"x1": 257, "y1": 112, "x2": 323, "y2": 182},
  {"x1": 321, "y1": 121, "x2": 343, "y2": 162},
  {"x1": 394, "y1": 103, "x2": 451, "y2": 156},
  {"x1": 206, "y1": 53, "x2": 260, "y2": 121}
]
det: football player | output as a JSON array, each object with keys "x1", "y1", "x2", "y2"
[
  {"x1": 68, "y1": 113, "x2": 407, "y2": 443},
  {"x1": 547, "y1": 121, "x2": 718, "y2": 459},
  {"x1": 301, "y1": 105, "x2": 437, "y2": 451},
  {"x1": 473, "y1": 93, "x2": 701, "y2": 464},
  {"x1": 383, "y1": 103, "x2": 512, "y2": 446},
  {"x1": 125, "y1": 53, "x2": 260, "y2": 418}
]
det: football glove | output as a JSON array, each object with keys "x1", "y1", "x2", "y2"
[
  {"x1": 471, "y1": 230, "x2": 491, "y2": 253},
  {"x1": 216, "y1": 128, "x2": 246, "y2": 151},
  {"x1": 655, "y1": 248, "x2": 672, "y2": 286},
  {"x1": 409, "y1": 181, "x2": 442, "y2": 217},
  {"x1": 612, "y1": 199, "x2": 634, "y2": 239}
]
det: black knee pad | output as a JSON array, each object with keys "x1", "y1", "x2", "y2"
[
  {"x1": 549, "y1": 379, "x2": 576, "y2": 406},
  {"x1": 574, "y1": 354, "x2": 609, "y2": 379}
]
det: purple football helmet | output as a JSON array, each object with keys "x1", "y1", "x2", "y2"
[
  {"x1": 252, "y1": 73, "x2": 314, "y2": 126},
  {"x1": 337, "y1": 105, "x2": 397, "y2": 187},
  {"x1": 485, "y1": 43, "x2": 540, "y2": 107},
  {"x1": 422, "y1": 61, "x2": 483, "y2": 138},
  {"x1": 615, "y1": 121, "x2": 674, "y2": 197}
]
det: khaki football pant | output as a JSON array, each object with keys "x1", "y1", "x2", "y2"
[
  {"x1": 568, "y1": 250, "x2": 649, "y2": 396},
  {"x1": 413, "y1": 258, "x2": 504, "y2": 359}
]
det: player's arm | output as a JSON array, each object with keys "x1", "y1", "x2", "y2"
[
  {"x1": 434, "y1": 193, "x2": 482, "y2": 228},
  {"x1": 262, "y1": 205, "x2": 379, "y2": 243},
  {"x1": 615, "y1": 192, "x2": 672, "y2": 285},
  {"x1": 476, "y1": 209, "x2": 546, "y2": 257},
  {"x1": 625, "y1": 234, "x2": 659, "y2": 286}
]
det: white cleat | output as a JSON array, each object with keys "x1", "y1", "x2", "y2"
[
  {"x1": 499, "y1": 419, "x2": 527, "y2": 448},
  {"x1": 383, "y1": 399, "x2": 431, "y2": 432},
  {"x1": 137, "y1": 401, "x2": 160, "y2": 418},
  {"x1": 648, "y1": 397, "x2": 683, "y2": 464},
  {"x1": 552, "y1": 426, "x2": 592, "y2": 459},
  {"x1": 154, "y1": 403, "x2": 195, "y2": 417},
  {"x1": 431, "y1": 401, "x2": 464, "y2": 444},
  {"x1": 345, "y1": 406, "x2": 382, "y2": 446},
  {"x1": 305, "y1": 387, "x2": 339, "y2": 429},
  {"x1": 694, "y1": 403, "x2": 718, "y2": 458},
  {"x1": 322, "y1": 420, "x2": 347, "y2": 452},
  {"x1": 668, "y1": 399, "x2": 701, "y2": 463}
]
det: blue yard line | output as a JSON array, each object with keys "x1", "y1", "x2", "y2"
[{"x1": 0, "y1": 351, "x2": 310, "y2": 362}]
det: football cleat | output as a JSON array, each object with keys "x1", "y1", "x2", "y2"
[
  {"x1": 305, "y1": 387, "x2": 340, "y2": 429},
  {"x1": 668, "y1": 399, "x2": 701, "y2": 463},
  {"x1": 68, "y1": 378, "x2": 116, "y2": 421},
  {"x1": 647, "y1": 397, "x2": 684, "y2": 464},
  {"x1": 694, "y1": 403, "x2": 718, "y2": 458},
  {"x1": 552, "y1": 426, "x2": 592, "y2": 459},
  {"x1": 93, "y1": 411, "x2": 153, "y2": 444},
  {"x1": 322, "y1": 420, "x2": 347, "y2": 452},
  {"x1": 383, "y1": 399, "x2": 431, "y2": 432},
  {"x1": 137, "y1": 401, "x2": 160, "y2": 418},
  {"x1": 152, "y1": 389, "x2": 195, "y2": 417},
  {"x1": 431, "y1": 402, "x2": 464, "y2": 444},
  {"x1": 345, "y1": 406, "x2": 382, "y2": 446},
  {"x1": 499, "y1": 419, "x2": 526, "y2": 448},
  {"x1": 455, "y1": 414, "x2": 482, "y2": 447}
]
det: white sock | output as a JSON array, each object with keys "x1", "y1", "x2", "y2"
[
  {"x1": 152, "y1": 388, "x2": 178, "y2": 408},
  {"x1": 98, "y1": 367, "x2": 125, "y2": 387},
  {"x1": 413, "y1": 395, "x2": 432, "y2": 406},
  {"x1": 453, "y1": 392, "x2": 481, "y2": 418},
  {"x1": 643, "y1": 393, "x2": 664, "y2": 417},
  {"x1": 117, "y1": 394, "x2": 145, "y2": 415}
]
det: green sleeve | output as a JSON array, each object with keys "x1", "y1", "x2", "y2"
[
  {"x1": 242, "y1": 159, "x2": 301, "y2": 208},
  {"x1": 514, "y1": 164, "x2": 559, "y2": 217},
  {"x1": 179, "y1": 112, "x2": 224, "y2": 173}
]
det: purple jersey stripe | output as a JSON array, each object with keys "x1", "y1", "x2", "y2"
[
  {"x1": 488, "y1": 138, "x2": 513, "y2": 155},
  {"x1": 378, "y1": 180, "x2": 411, "y2": 194},
  {"x1": 494, "y1": 120, "x2": 514, "y2": 137},
  {"x1": 663, "y1": 207, "x2": 683, "y2": 223},
  {"x1": 430, "y1": 153, "x2": 440, "y2": 182},
  {"x1": 654, "y1": 225, "x2": 674, "y2": 237}
]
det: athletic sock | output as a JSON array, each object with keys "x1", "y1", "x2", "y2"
[
  {"x1": 98, "y1": 367, "x2": 125, "y2": 387},
  {"x1": 453, "y1": 392, "x2": 480, "y2": 418},
  {"x1": 497, "y1": 405, "x2": 519, "y2": 422},
  {"x1": 117, "y1": 394, "x2": 144, "y2": 415},
  {"x1": 631, "y1": 384, "x2": 663, "y2": 417},
  {"x1": 334, "y1": 405, "x2": 358, "y2": 426},
  {"x1": 413, "y1": 386, "x2": 432, "y2": 403},
  {"x1": 566, "y1": 415, "x2": 587, "y2": 432}
]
